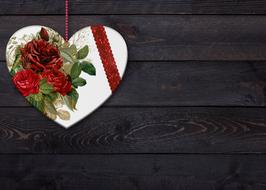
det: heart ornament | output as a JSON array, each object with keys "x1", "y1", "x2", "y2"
[{"x1": 6, "y1": 26, "x2": 128, "y2": 128}]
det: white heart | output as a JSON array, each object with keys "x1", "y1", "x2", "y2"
[{"x1": 6, "y1": 25, "x2": 128, "y2": 128}]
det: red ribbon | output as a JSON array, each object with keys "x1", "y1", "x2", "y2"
[{"x1": 91, "y1": 25, "x2": 121, "y2": 92}]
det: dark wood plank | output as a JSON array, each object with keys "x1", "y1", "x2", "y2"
[
  {"x1": 1, "y1": 61, "x2": 266, "y2": 107},
  {"x1": 2, "y1": 0, "x2": 266, "y2": 15},
  {"x1": 0, "y1": 154, "x2": 266, "y2": 190},
  {"x1": 0, "y1": 107, "x2": 265, "y2": 153},
  {"x1": 2, "y1": 16, "x2": 266, "y2": 61}
]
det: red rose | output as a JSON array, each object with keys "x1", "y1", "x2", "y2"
[
  {"x1": 20, "y1": 39, "x2": 62, "y2": 72},
  {"x1": 12, "y1": 70, "x2": 40, "y2": 97},
  {"x1": 41, "y1": 70, "x2": 72, "y2": 96}
]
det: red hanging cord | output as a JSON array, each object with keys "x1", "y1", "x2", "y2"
[{"x1": 65, "y1": 0, "x2": 69, "y2": 41}]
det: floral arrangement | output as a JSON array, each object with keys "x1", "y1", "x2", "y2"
[{"x1": 10, "y1": 27, "x2": 96, "y2": 121}]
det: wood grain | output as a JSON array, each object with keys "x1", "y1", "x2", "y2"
[
  {"x1": 2, "y1": 61, "x2": 266, "y2": 107},
  {"x1": 2, "y1": 0, "x2": 266, "y2": 188},
  {"x1": 2, "y1": 16, "x2": 266, "y2": 61},
  {"x1": 2, "y1": 0, "x2": 266, "y2": 15},
  {"x1": 1, "y1": 154, "x2": 266, "y2": 190},
  {"x1": 0, "y1": 107, "x2": 265, "y2": 153}
]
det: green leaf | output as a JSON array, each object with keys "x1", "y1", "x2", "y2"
[
  {"x1": 62, "y1": 63, "x2": 73, "y2": 75},
  {"x1": 44, "y1": 98, "x2": 57, "y2": 115},
  {"x1": 70, "y1": 62, "x2": 82, "y2": 80},
  {"x1": 57, "y1": 109, "x2": 70, "y2": 120},
  {"x1": 53, "y1": 34, "x2": 60, "y2": 43},
  {"x1": 77, "y1": 45, "x2": 89, "y2": 59},
  {"x1": 39, "y1": 79, "x2": 54, "y2": 94},
  {"x1": 39, "y1": 78, "x2": 46, "y2": 86},
  {"x1": 81, "y1": 61, "x2": 96, "y2": 76},
  {"x1": 60, "y1": 51, "x2": 75, "y2": 64},
  {"x1": 10, "y1": 53, "x2": 23, "y2": 76},
  {"x1": 10, "y1": 65, "x2": 23, "y2": 76},
  {"x1": 72, "y1": 77, "x2": 87, "y2": 87},
  {"x1": 72, "y1": 83, "x2": 78, "y2": 89},
  {"x1": 45, "y1": 92, "x2": 59, "y2": 102},
  {"x1": 63, "y1": 96, "x2": 73, "y2": 111},
  {"x1": 15, "y1": 46, "x2": 21, "y2": 57},
  {"x1": 60, "y1": 45, "x2": 77, "y2": 57},
  {"x1": 63, "y1": 88, "x2": 79, "y2": 110},
  {"x1": 69, "y1": 88, "x2": 79, "y2": 109},
  {"x1": 26, "y1": 93, "x2": 45, "y2": 112},
  {"x1": 69, "y1": 44, "x2": 78, "y2": 56}
]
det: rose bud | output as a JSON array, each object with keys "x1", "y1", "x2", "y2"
[{"x1": 40, "y1": 27, "x2": 49, "y2": 41}]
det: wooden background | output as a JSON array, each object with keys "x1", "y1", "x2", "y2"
[{"x1": 1, "y1": 0, "x2": 266, "y2": 189}]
